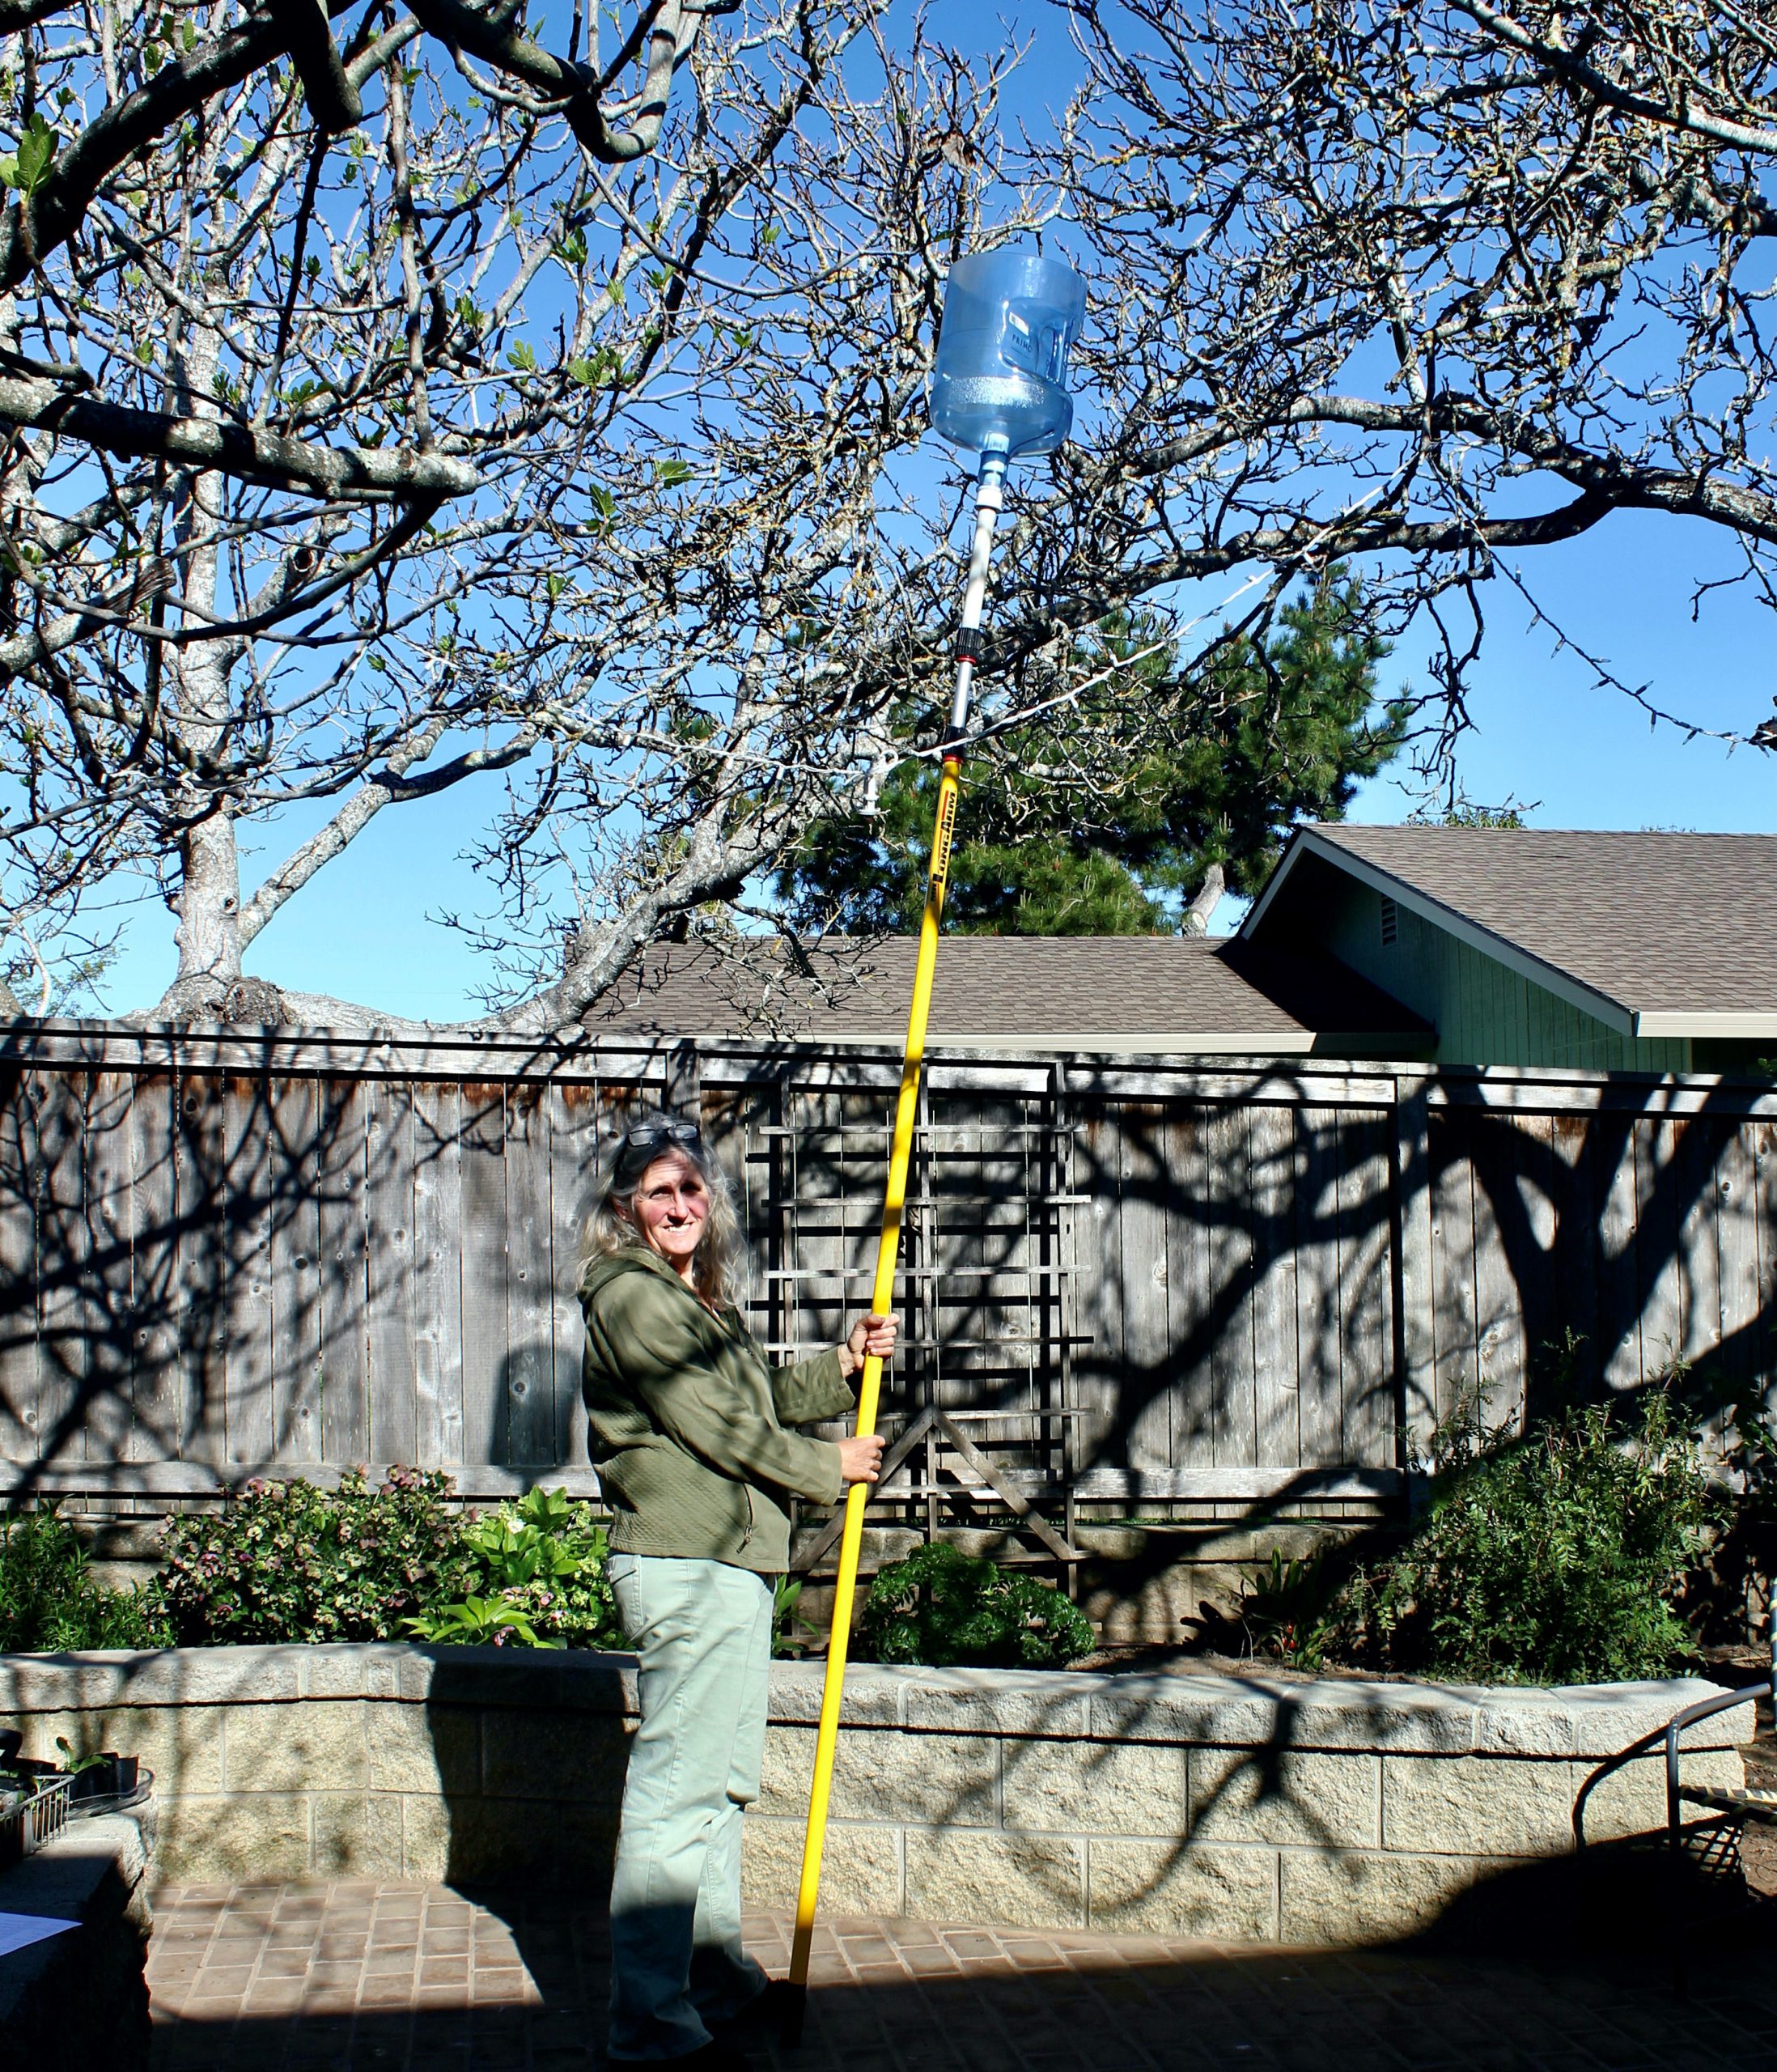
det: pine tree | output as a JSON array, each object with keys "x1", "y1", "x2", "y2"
[{"x1": 778, "y1": 570, "x2": 1410, "y2": 936}]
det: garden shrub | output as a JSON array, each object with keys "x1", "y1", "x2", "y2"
[
  {"x1": 158, "y1": 1471, "x2": 625, "y2": 1650},
  {"x1": 405, "y1": 1487, "x2": 625, "y2": 1650},
  {"x1": 159, "y1": 1467, "x2": 474, "y2": 1643},
  {"x1": 1244, "y1": 1389, "x2": 1712, "y2": 1684},
  {"x1": 858, "y1": 1542, "x2": 1094, "y2": 1670},
  {"x1": 0, "y1": 1507, "x2": 171, "y2": 1650}
]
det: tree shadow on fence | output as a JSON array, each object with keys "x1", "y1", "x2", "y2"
[{"x1": 4, "y1": 1051, "x2": 1777, "y2": 1606}]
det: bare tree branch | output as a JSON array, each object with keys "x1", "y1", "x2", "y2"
[
  {"x1": 1448, "y1": 0, "x2": 1777, "y2": 155},
  {"x1": 0, "y1": 371, "x2": 478, "y2": 498}
]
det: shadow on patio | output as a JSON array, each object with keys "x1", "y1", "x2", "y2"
[{"x1": 145, "y1": 1875, "x2": 1777, "y2": 2072}]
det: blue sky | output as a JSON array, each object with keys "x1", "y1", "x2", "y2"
[{"x1": 90, "y1": 6, "x2": 1777, "y2": 1020}]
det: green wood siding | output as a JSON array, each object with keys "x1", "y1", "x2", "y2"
[{"x1": 1316, "y1": 881, "x2": 1690, "y2": 1072}]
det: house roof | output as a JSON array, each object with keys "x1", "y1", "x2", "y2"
[
  {"x1": 1245, "y1": 824, "x2": 1777, "y2": 1038},
  {"x1": 583, "y1": 935, "x2": 1429, "y2": 1054}
]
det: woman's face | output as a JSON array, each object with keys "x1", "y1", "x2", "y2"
[{"x1": 624, "y1": 1150, "x2": 710, "y2": 1272}]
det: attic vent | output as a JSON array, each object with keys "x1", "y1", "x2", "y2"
[{"x1": 1380, "y1": 895, "x2": 1399, "y2": 947}]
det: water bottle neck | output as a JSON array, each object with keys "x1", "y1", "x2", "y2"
[{"x1": 947, "y1": 449, "x2": 1009, "y2": 745}]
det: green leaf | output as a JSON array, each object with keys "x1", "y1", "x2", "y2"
[
  {"x1": 654, "y1": 457, "x2": 693, "y2": 489},
  {"x1": 1, "y1": 114, "x2": 56, "y2": 197},
  {"x1": 507, "y1": 339, "x2": 536, "y2": 372}
]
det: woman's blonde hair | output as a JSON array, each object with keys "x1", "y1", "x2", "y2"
[{"x1": 581, "y1": 1110, "x2": 749, "y2": 1309}]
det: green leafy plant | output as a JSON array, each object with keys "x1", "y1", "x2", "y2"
[
  {"x1": 1246, "y1": 1386, "x2": 1714, "y2": 1685},
  {"x1": 451, "y1": 1486, "x2": 623, "y2": 1649},
  {"x1": 156, "y1": 1471, "x2": 625, "y2": 1650},
  {"x1": 858, "y1": 1543, "x2": 1094, "y2": 1671},
  {"x1": 1234, "y1": 1548, "x2": 1338, "y2": 1668},
  {"x1": 405, "y1": 1595, "x2": 554, "y2": 1648},
  {"x1": 157, "y1": 1467, "x2": 477, "y2": 1644},
  {"x1": 53, "y1": 1735, "x2": 108, "y2": 1775},
  {"x1": 0, "y1": 1506, "x2": 171, "y2": 1651},
  {"x1": 771, "y1": 1575, "x2": 825, "y2": 1659},
  {"x1": 0, "y1": 113, "x2": 57, "y2": 195}
]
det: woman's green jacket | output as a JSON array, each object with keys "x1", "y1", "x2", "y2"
[{"x1": 579, "y1": 1245, "x2": 855, "y2": 1573}]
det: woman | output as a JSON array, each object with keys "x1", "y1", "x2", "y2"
[{"x1": 580, "y1": 1110, "x2": 893, "y2": 2068}]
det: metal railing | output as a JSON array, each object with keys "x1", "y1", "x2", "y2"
[{"x1": 1573, "y1": 1621, "x2": 1776, "y2": 1853}]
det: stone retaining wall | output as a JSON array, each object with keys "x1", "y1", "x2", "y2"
[{"x1": 0, "y1": 1646, "x2": 1754, "y2": 1945}]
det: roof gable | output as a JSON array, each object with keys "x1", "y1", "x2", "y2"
[{"x1": 1245, "y1": 825, "x2": 1777, "y2": 1037}]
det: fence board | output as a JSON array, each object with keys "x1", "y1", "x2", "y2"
[
  {"x1": 267, "y1": 1076, "x2": 323, "y2": 1460},
  {"x1": 1427, "y1": 1115, "x2": 1478, "y2": 1431},
  {"x1": 1467, "y1": 1117, "x2": 1525, "y2": 1432},
  {"x1": 1209, "y1": 1103, "x2": 1257, "y2": 1471},
  {"x1": 459, "y1": 1086, "x2": 510, "y2": 1467},
  {"x1": 1250, "y1": 1102, "x2": 1300, "y2": 1471},
  {"x1": 503, "y1": 1084, "x2": 556, "y2": 1465},
  {"x1": 0, "y1": 1071, "x2": 38, "y2": 1460},
  {"x1": 411, "y1": 1082, "x2": 464, "y2": 1468},
  {"x1": 34, "y1": 1072, "x2": 90, "y2": 1469},
  {"x1": 1341, "y1": 1113, "x2": 1396, "y2": 1467},
  {"x1": 221, "y1": 1076, "x2": 276, "y2": 1465},
  {"x1": 1542, "y1": 1111, "x2": 1599, "y2": 1401},
  {"x1": 1077, "y1": 1105, "x2": 1125, "y2": 1466},
  {"x1": 1754, "y1": 1120, "x2": 1777, "y2": 1424},
  {"x1": 1635, "y1": 1117, "x2": 1686, "y2": 1382},
  {"x1": 1594, "y1": 1112, "x2": 1643, "y2": 1391},
  {"x1": 83, "y1": 1072, "x2": 135, "y2": 1467},
  {"x1": 1715, "y1": 1120, "x2": 1759, "y2": 1397},
  {"x1": 1295, "y1": 1106, "x2": 1345, "y2": 1466},
  {"x1": 1164, "y1": 1109, "x2": 1214, "y2": 1467},
  {"x1": 1117, "y1": 1106, "x2": 1173, "y2": 1476},
  {"x1": 549, "y1": 1081, "x2": 600, "y2": 1467},
  {"x1": 316, "y1": 1079, "x2": 369, "y2": 1463},
  {"x1": 1500, "y1": 1112, "x2": 1555, "y2": 1394},
  {"x1": 1675, "y1": 1116, "x2": 1724, "y2": 1373},
  {"x1": 365, "y1": 1081, "x2": 418, "y2": 1467},
  {"x1": 125, "y1": 1076, "x2": 180, "y2": 1464}
]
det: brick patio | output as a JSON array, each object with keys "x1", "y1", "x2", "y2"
[{"x1": 145, "y1": 1879, "x2": 1777, "y2": 2071}]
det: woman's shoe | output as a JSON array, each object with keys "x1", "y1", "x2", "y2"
[
  {"x1": 669, "y1": 2042, "x2": 752, "y2": 2070},
  {"x1": 712, "y1": 1976, "x2": 801, "y2": 2036}
]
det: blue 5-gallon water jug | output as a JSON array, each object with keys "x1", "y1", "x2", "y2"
[{"x1": 929, "y1": 247, "x2": 1087, "y2": 459}]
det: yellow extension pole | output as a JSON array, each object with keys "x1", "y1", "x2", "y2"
[{"x1": 785, "y1": 449, "x2": 1008, "y2": 2038}]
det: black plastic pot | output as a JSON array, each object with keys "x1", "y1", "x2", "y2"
[{"x1": 70, "y1": 1754, "x2": 138, "y2": 1802}]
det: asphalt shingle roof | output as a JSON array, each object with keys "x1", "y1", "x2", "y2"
[
  {"x1": 583, "y1": 935, "x2": 1427, "y2": 1051},
  {"x1": 1291, "y1": 825, "x2": 1777, "y2": 1017}
]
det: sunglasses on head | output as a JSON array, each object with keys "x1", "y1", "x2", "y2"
[{"x1": 613, "y1": 1115, "x2": 703, "y2": 1182}]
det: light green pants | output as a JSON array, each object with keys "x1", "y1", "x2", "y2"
[{"x1": 606, "y1": 1552, "x2": 773, "y2": 2061}]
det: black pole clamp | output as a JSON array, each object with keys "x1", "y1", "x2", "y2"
[{"x1": 955, "y1": 627, "x2": 985, "y2": 663}]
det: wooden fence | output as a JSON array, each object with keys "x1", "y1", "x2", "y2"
[{"x1": 2, "y1": 1026, "x2": 1774, "y2": 1539}]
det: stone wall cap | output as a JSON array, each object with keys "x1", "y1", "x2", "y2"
[{"x1": 0, "y1": 1647, "x2": 1754, "y2": 1757}]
